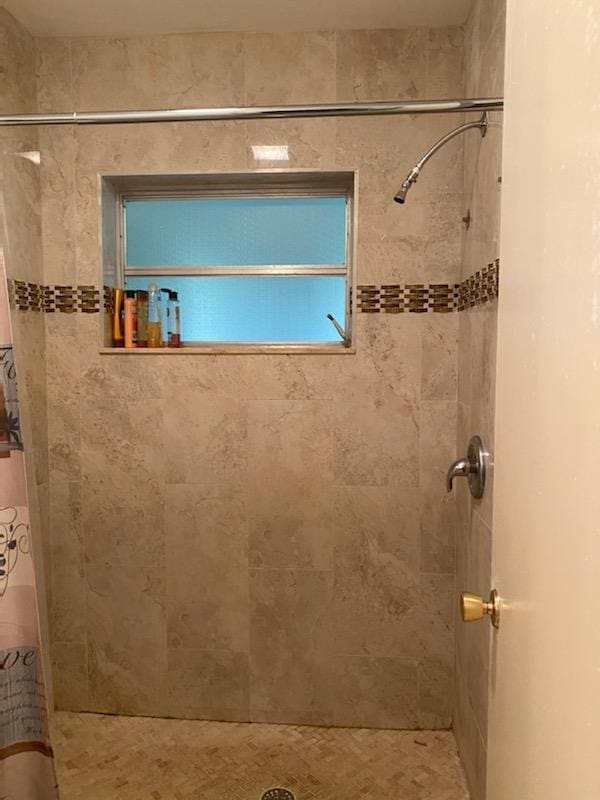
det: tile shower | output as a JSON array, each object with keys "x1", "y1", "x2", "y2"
[{"x1": 0, "y1": 1, "x2": 504, "y2": 798}]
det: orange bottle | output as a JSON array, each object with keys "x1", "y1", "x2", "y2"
[
  {"x1": 124, "y1": 290, "x2": 138, "y2": 348},
  {"x1": 112, "y1": 288, "x2": 124, "y2": 347}
]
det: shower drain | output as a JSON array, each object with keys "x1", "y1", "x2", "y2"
[{"x1": 261, "y1": 788, "x2": 295, "y2": 800}]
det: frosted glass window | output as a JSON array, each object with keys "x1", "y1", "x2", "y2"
[
  {"x1": 122, "y1": 189, "x2": 351, "y2": 346},
  {"x1": 126, "y1": 276, "x2": 346, "y2": 343},
  {"x1": 125, "y1": 196, "x2": 346, "y2": 266}
]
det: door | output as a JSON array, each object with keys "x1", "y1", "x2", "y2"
[{"x1": 486, "y1": 1, "x2": 600, "y2": 798}]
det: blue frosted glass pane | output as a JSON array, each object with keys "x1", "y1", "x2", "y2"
[
  {"x1": 126, "y1": 276, "x2": 346, "y2": 342},
  {"x1": 125, "y1": 196, "x2": 346, "y2": 266}
]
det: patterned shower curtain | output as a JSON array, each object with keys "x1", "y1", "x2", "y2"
[{"x1": 0, "y1": 250, "x2": 58, "y2": 797}]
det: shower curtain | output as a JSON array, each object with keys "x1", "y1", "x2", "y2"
[{"x1": 0, "y1": 250, "x2": 58, "y2": 798}]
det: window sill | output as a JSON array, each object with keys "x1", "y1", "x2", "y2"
[{"x1": 99, "y1": 345, "x2": 356, "y2": 355}]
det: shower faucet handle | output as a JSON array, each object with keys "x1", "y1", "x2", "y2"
[
  {"x1": 446, "y1": 457, "x2": 472, "y2": 491},
  {"x1": 446, "y1": 435, "x2": 488, "y2": 498}
]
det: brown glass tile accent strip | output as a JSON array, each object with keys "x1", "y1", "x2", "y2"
[
  {"x1": 8, "y1": 280, "x2": 44, "y2": 311},
  {"x1": 357, "y1": 260, "x2": 498, "y2": 313},
  {"x1": 8, "y1": 263, "x2": 499, "y2": 316},
  {"x1": 103, "y1": 286, "x2": 114, "y2": 312},
  {"x1": 78, "y1": 286, "x2": 101, "y2": 313},
  {"x1": 356, "y1": 285, "x2": 381, "y2": 313},
  {"x1": 457, "y1": 259, "x2": 499, "y2": 310},
  {"x1": 7, "y1": 281, "x2": 104, "y2": 313},
  {"x1": 357, "y1": 282, "x2": 459, "y2": 313}
]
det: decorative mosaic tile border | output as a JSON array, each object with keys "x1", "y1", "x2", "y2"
[
  {"x1": 457, "y1": 259, "x2": 499, "y2": 311},
  {"x1": 7, "y1": 261, "x2": 499, "y2": 316},
  {"x1": 357, "y1": 259, "x2": 499, "y2": 313},
  {"x1": 357, "y1": 283, "x2": 457, "y2": 313},
  {"x1": 7, "y1": 280, "x2": 107, "y2": 313}
]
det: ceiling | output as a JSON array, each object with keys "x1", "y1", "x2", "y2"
[{"x1": 4, "y1": 0, "x2": 475, "y2": 37}]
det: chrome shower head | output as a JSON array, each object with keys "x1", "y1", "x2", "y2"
[
  {"x1": 393, "y1": 186, "x2": 408, "y2": 204},
  {"x1": 394, "y1": 167, "x2": 420, "y2": 204},
  {"x1": 394, "y1": 113, "x2": 488, "y2": 205}
]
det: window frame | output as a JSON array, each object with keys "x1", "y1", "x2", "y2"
[{"x1": 114, "y1": 176, "x2": 356, "y2": 350}]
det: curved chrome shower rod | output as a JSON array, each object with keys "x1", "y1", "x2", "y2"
[
  {"x1": 394, "y1": 112, "x2": 489, "y2": 204},
  {"x1": 0, "y1": 97, "x2": 503, "y2": 126}
]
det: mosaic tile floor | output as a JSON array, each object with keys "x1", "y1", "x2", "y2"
[{"x1": 51, "y1": 712, "x2": 469, "y2": 800}]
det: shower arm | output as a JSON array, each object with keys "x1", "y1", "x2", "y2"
[{"x1": 394, "y1": 112, "x2": 488, "y2": 203}]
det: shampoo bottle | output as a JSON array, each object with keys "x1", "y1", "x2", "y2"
[
  {"x1": 112, "y1": 288, "x2": 124, "y2": 347},
  {"x1": 147, "y1": 283, "x2": 162, "y2": 348},
  {"x1": 124, "y1": 290, "x2": 138, "y2": 348},
  {"x1": 136, "y1": 290, "x2": 148, "y2": 348},
  {"x1": 168, "y1": 291, "x2": 181, "y2": 348}
]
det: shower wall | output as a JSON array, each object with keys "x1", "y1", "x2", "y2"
[
  {"x1": 454, "y1": 0, "x2": 505, "y2": 797},
  {"x1": 31, "y1": 26, "x2": 466, "y2": 727},
  {"x1": 0, "y1": 8, "x2": 51, "y2": 676}
]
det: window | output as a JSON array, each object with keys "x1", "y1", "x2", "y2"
[{"x1": 117, "y1": 174, "x2": 355, "y2": 348}]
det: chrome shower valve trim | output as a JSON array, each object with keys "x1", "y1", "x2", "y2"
[{"x1": 446, "y1": 435, "x2": 488, "y2": 499}]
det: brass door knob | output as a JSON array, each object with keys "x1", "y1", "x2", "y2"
[{"x1": 461, "y1": 589, "x2": 500, "y2": 628}]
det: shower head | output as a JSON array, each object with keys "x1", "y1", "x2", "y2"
[
  {"x1": 394, "y1": 113, "x2": 488, "y2": 205},
  {"x1": 394, "y1": 187, "x2": 408, "y2": 204},
  {"x1": 394, "y1": 167, "x2": 420, "y2": 204}
]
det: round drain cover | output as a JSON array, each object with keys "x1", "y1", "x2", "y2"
[{"x1": 261, "y1": 789, "x2": 295, "y2": 800}]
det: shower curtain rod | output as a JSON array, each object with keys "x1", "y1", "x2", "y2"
[{"x1": 0, "y1": 96, "x2": 503, "y2": 126}]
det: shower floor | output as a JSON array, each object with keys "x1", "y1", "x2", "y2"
[{"x1": 51, "y1": 711, "x2": 469, "y2": 800}]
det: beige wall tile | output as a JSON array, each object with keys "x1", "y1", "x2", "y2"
[
  {"x1": 46, "y1": 316, "x2": 81, "y2": 480},
  {"x1": 419, "y1": 573, "x2": 454, "y2": 665},
  {"x1": 249, "y1": 568, "x2": 333, "y2": 725},
  {"x1": 1, "y1": 147, "x2": 44, "y2": 283},
  {"x1": 244, "y1": 32, "x2": 335, "y2": 105},
  {"x1": 70, "y1": 33, "x2": 244, "y2": 110},
  {"x1": 332, "y1": 557, "x2": 421, "y2": 659},
  {"x1": 421, "y1": 315, "x2": 459, "y2": 401},
  {"x1": 420, "y1": 399, "x2": 458, "y2": 476},
  {"x1": 426, "y1": 46, "x2": 465, "y2": 98},
  {"x1": 168, "y1": 648, "x2": 249, "y2": 721},
  {"x1": 244, "y1": 118, "x2": 337, "y2": 170},
  {"x1": 332, "y1": 485, "x2": 420, "y2": 576},
  {"x1": 249, "y1": 481, "x2": 336, "y2": 571},
  {"x1": 418, "y1": 654, "x2": 453, "y2": 728},
  {"x1": 354, "y1": 314, "x2": 423, "y2": 401},
  {"x1": 86, "y1": 562, "x2": 166, "y2": 632},
  {"x1": 454, "y1": 0, "x2": 505, "y2": 793},
  {"x1": 333, "y1": 656, "x2": 419, "y2": 728},
  {"x1": 0, "y1": 8, "x2": 37, "y2": 111},
  {"x1": 336, "y1": 29, "x2": 428, "y2": 101},
  {"x1": 50, "y1": 554, "x2": 86, "y2": 644},
  {"x1": 165, "y1": 484, "x2": 249, "y2": 652},
  {"x1": 87, "y1": 641, "x2": 168, "y2": 718},
  {"x1": 428, "y1": 26, "x2": 465, "y2": 52},
  {"x1": 35, "y1": 37, "x2": 74, "y2": 110},
  {"x1": 418, "y1": 478, "x2": 455, "y2": 583},
  {"x1": 84, "y1": 500, "x2": 165, "y2": 568},
  {"x1": 453, "y1": 659, "x2": 488, "y2": 800},
  {"x1": 247, "y1": 399, "x2": 333, "y2": 485},
  {"x1": 51, "y1": 642, "x2": 88, "y2": 711},
  {"x1": 163, "y1": 396, "x2": 248, "y2": 484},
  {"x1": 333, "y1": 393, "x2": 419, "y2": 487},
  {"x1": 86, "y1": 563, "x2": 168, "y2": 716}
]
